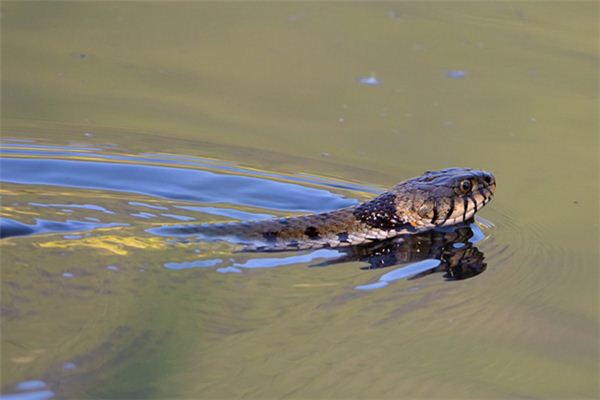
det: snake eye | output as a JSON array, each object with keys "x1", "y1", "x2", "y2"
[{"x1": 459, "y1": 179, "x2": 472, "y2": 193}]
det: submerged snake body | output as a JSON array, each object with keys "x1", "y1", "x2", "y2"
[{"x1": 165, "y1": 168, "x2": 496, "y2": 250}]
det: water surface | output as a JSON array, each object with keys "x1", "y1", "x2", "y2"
[{"x1": 1, "y1": 2, "x2": 597, "y2": 399}]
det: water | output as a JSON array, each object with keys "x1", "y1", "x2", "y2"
[{"x1": 1, "y1": 2, "x2": 597, "y2": 399}]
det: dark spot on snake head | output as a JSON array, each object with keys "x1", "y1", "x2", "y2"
[
  {"x1": 337, "y1": 232, "x2": 350, "y2": 243},
  {"x1": 304, "y1": 226, "x2": 321, "y2": 240},
  {"x1": 262, "y1": 231, "x2": 278, "y2": 244}
]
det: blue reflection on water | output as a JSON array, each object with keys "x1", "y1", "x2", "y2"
[
  {"x1": 1, "y1": 144, "x2": 376, "y2": 240},
  {"x1": 446, "y1": 70, "x2": 467, "y2": 79},
  {"x1": 1, "y1": 379, "x2": 55, "y2": 400},
  {"x1": 164, "y1": 258, "x2": 223, "y2": 270},
  {"x1": 357, "y1": 75, "x2": 380, "y2": 86},
  {"x1": 15, "y1": 381, "x2": 47, "y2": 391},
  {"x1": 232, "y1": 249, "x2": 342, "y2": 269},
  {"x1": 469, "y1": 223, "x2": 485, "y2": 243},
  {"x1": 159, "y1": 213, "x2": 196, "y2": 222},
  {"x1": 128, "y1": 201, "x2": 168, "y2": 210},
  {"x1": 175, "y1": 206, "x2": 273, "y2": 221},
  {"x1": 131, "y1": 212, "x2": 156, "y2": 219},
  {"x1": 163, "y1": 250, "x2": 342, "y2": 273},
  {"x1": 355, "y1": 259, "x2": 441, "y2": 291},
  {"x1": 63, "y1": 362, "x2": 77, "y2": 370},
  {"x1": 0, "y1": 390, "x2": 55, "y2": 400},
  {"x1": 1, "y1": 158, "x2": 355, "y2": 213},
  {"x1": 28, "y1": 202, "x2": 115, "y2": 214},
  {"x1": 0, "y1": 218, "x2": 127, "y2": 239},
  {"x1": 1, "y1": 143, "x2": 379, "y2": 193},
  {"x1": 216, "y1": 266, "x2": 243, "y2": 274}
]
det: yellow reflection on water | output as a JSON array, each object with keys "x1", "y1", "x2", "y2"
[{"x1": 37, "y1": 234, "x2": 173, "y2": 256}]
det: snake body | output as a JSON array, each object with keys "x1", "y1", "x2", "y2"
[{"x1": 160, "y1": 168, "x2": 496, "y2": 251}]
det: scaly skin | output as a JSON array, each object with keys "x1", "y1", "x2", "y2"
[{"x1": 160, "y1": 168, "x2": 496, "y2": 250}]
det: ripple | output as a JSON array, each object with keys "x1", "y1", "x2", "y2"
[
  {"x1": 175, "y1": 206, "x2": 273, "y2": 221},
  {"x1": 0, "y1": 143, "x2": 377, "y2": 195},
  {"x1": 424, "y1": 205, "x2": 588, "y2": 343},
  {"x1": 159, "y1": 213, "x2": 196, "y2": 222},
  {"x1": 27, "y1": 202, "x2": 115, "y2": 214},
  {"x1": 127, "y1": 201, "x2": 168, "y2": 210},
  {"x1": 131, "y1": 212, "x2": 156, "y2": 219},
  {"x1": 1, "y1": 158, "x2": 356, "y2": 213},
  {"x1": 0, "y1": 218, "x2": 127, "y2": 239},
  {"x1": 0, "y1": 143, "x2": 375, "y2": 240}
]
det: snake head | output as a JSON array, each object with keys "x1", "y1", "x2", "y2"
[{"x1": 394, "y1": 167, "x2": 496, "y2": 229}]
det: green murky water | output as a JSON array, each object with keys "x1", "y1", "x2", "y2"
[{"x1": 1, "y1": 2, "x2": 598, "y2": 398}]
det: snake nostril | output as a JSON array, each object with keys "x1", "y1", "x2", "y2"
[{"x1": 484, "y1": 175, "x2": 493, "y2": 184}]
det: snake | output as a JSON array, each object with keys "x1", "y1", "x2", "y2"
[{"x1": 158, "y1": 167, "x2": 496, "y2": 251}]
